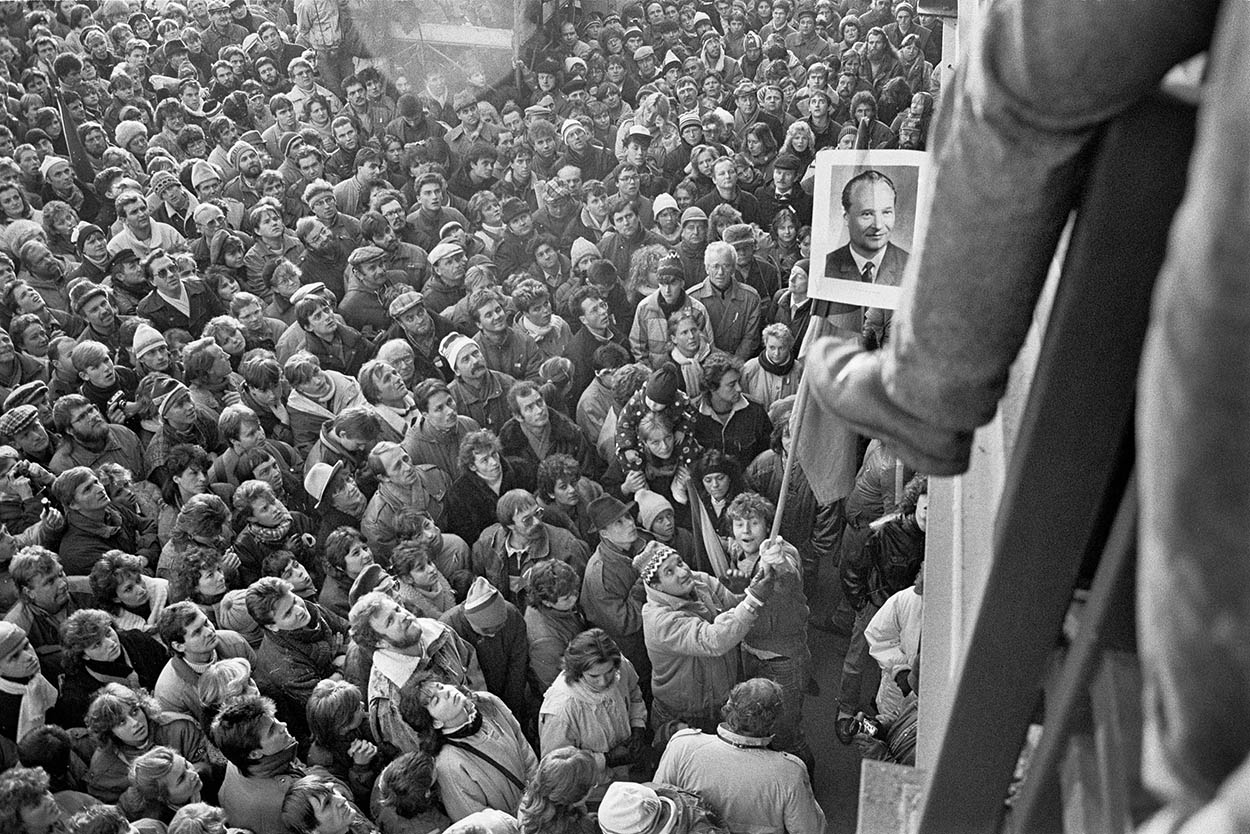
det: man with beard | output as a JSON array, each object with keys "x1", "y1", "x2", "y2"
[
  {"x1": 16, "y1": 241, "x2": 71, "y2": 317},
  {"x1": 384, "y1": 292, "x2": 457, "y2": 383},
  {"x1": 469, "y1": 289, "x2": 543, "y2": 384},
  {"x1": 421, "y1": 241, "x2": 469, "y2": 318},
  {"x1": 69, "y1": 283, "x2": 135, "y2": 359},
  {"x1": 51, "y1": 466, "x2": 157, "y2": 576},
  {"x1": 0, "y1": 405, "x2": 59, "y2": 469},
  {"x1": 295, "y1": 217, "x2": 349, "y2": 301},
  {"x1": 348, "y1": 589, "x2": 484, "y2": 754},
  {"x1": 108, "y1": 192, "x2": 188, "y2": 260},
  {"x1": 324, "y1": 117, "x2": 362, "y2": 184},
  {"x1": 302, "y1": 179, "x2": 363, "y2": 259},
  {"x1": 843, "y1": 90, "x2": 897, "y2": 149},
  {"x1": 861, "y1": 26, "x2": 904, "y2": 97},
  {"x1": 135, "y1": 249, "x2": 226, "y2": 337},
  {"x1": 68, "y1": 224, "x2": 113, "y2": 284},
  {"x1": 406, "y1": 173, "x2": 469, "y2": 253},
  {"x1": 224, "y1": 142, "x2": 265, "y2": 213},
  {"x1": 155, "y1": 602, "x2": 255, "y2": 723},
  {"x1": 102, "y1": 250, "x2": 152, "y2": 318},
  {"x1": 701, "y1": 28, "x2": 743, "y2": 88},
  {"x1": 49, "y1": 391, "x2": 146, "y2": 477},
  {"x1": 442, "y1": 334, "x2": 516, "y2": 436},
  {"x1": 334, "y1": 148, "x2": 386, "y2": 230},
  {"x1": 5, "y1": 548, "x2": 93, "y2": 681},
  {"x1": 245, "y1": 576, "x2": 348, "y2": 736},
  {"x1": 404, "y1": 379, "x2": 480, "y2": 480},
  {"x1": 364, "y1": 205, "x2": 429, "y2": 285},
  {"x1": 339, "y1": 246, "x2": 401, "y2": 338}
]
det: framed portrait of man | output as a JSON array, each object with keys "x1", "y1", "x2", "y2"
[{"x1": 808, "y1": 149, "x2": 930, "y2": 343}]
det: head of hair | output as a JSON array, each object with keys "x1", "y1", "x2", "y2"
[
  {"x1": 281, "y1": 775, "x2": 342, "y2": 834},
  {"x1": 899, "y1": 473, "x2": 928, "y2": 517},
  {"x1": 156, "y1": 599, "x2": 210, "y2": 654},
  {"x1": 535, "y1": 454, "x2": 580, "y2": 503},
  {"x1": 59, "y1": 607, "x2": 115, "y2": 669},
  {"x1": 377, "y1": 752, "x2": 439, "y2": 819},
  {"x1": 517, "y1": 747, "x2": 599, "y2": 834},
  {"x1": 87, "y1": 550, "x2": 147, "y2": 614},
  {"x1": 726, "y1": 491, "x2": 776, "y2": 525},
  {"x1": 168, "y1": 803, "x2": 229, "y2": 834},
  {"x1": 722, "y1": 677, "x2": 784, "y2": 736},
  {"x1": 0, "y1": 766, "x2": 52, "y2": 833},
  {"x1": 840, "y1": 167, "x2": 895, "y2": 212},
  {"x1": 700, "y1": 349, "x2": 743, "y2": 393},
  {"x1": 129, "y1": 745, "x2": 182, "y2": 803},
  {"x1": 283, "y1": 350, "x2": 322, "y2": 387},
  {"x1": 497, "y1": 488, "x2": 538, "y2": 527},
  {"x1": 348, "y1": 591, "x2": 395, "y2": 654},
  {"x1": 411, "y1": 378, "x2": 451, "y2": 413},
  {"x1": 10, "y1": 545, "x2": 62, "y2": 590},
  {"x1": 527, "y1": 559, "x2": 580, "y2": 607},
  {"x1": 86, "y1": 682, "x2": 161, "y2": 749},
  {"x1": 211, "y1": 693, "x2": 278, "y2": 768},
  {"x1": 562, "y1": 627, "x2": 622, "y2": 683},
  {"x1": 306, "y1": 679, "x2": 363, "y2": 749},
  {"x1": 196, "y1": 657, "x2": 254, "y2": 727},
  {"x1": 457, "y1": 429, "x2": 501, "y2": 474},
  {"x1": 323, "y1": 526, "x2": 366, "y2": 580}
]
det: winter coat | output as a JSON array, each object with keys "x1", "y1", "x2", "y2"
[
  {"x1": 366, "y1": 620, "x2": 485, "y2": 756},
  {"x1": 361, "y1": 469, "x2": 451, "y2": 560},
  {"x1": 434, "y1": 693, "x2": 538, "y2": 821},
  {"x1": 254, "y1": 603, "x2": 349, "y2": 735},
  {"x1": 654, "y1": 725, "x2": 826, "y2": 834},
  {"x1": 539, "y1": 657, "x2": 646, "y2": 773},
  {"x1": 449, "y1": 370, "x2": 517, "y2": 436},
  {"x1": 441, "y1": 602, "x2": 532, "y2": 723},
  {"x1": 691, "y1": 394, "x2": 772, "y2": 469},
  {"x1": 86, "y1": 711, "x2": 208, "y2": 803},
  {"x1": 641, "y1": 573, "x2": 761, "y2": 716},
  {"x1": 866, "y1": 586, "x2": 923, "y2": 721},
  {"x1": 841, "y1": 512, "x2": 924, "y2": 611},
  {"x1": 286, "y1": 370, "x2": 367, "y2": 454},
  {"x1": 498, "y1": 410, "x2": 601, "y2": 492},
  {"x1": 580, "y1": 539, "x2": 651, "y2": 690},
  {"x1": 404, "y1": 414, "x2": 480, "y2": 479},
  {"x1": 153, "y1": 630, "x2": 256, "y2": 724},
  {"x1": 445, "y1": 459, "x2": 524, "y2": 548},
  {"x1": 470, "y1": 522, "x2": 590, "y2": 608},
  {"x1": 54, "y1": 629, "x2": 168, "y2": 729},
  {"x1": 524, "y1": 604, "x2": 586, "y2": 692},
  {"x1": 629, "y1": 291, "x2": 716, "y2": 369}
]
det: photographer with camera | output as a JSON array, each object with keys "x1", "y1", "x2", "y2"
[{"x1": 834, "y1": 475, "x2": 927, "y2": 745}]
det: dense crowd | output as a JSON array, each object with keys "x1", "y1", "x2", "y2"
[{"x1": 0, "y1": 0, "x2": 937, "y2": 832}]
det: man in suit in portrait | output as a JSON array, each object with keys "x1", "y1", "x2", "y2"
[{"x1": 823, "y1": 169, "x2": 909, "y2": 345}]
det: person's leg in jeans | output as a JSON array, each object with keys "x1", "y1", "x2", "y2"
[
  {"x1": 744, "y1": 651, "x2": 815, "y2": 776},
  {"x1": 836, "y1": 600, "x2": 879, "y2": 741}
]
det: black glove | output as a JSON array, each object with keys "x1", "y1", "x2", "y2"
[
  {"x1": 895, "y1": 669, "x2": 913, "y2": 697},
  {"x1": 746, "y1": 565, "x2": 778, "y2": 604},
  {"x1": 605, "y1": 743, "x2": 636, "y2": 767},
  {"x1": 721, "y1": 568, "x2": 750, "y2": 594},
  {"x1": 626, "y1": 726, "x2": 648, "y2": 756}
]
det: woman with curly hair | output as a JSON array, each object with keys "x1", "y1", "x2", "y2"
[
  {"x1": 779, "y1": 119, "x2": 816, "y2": 179},
  {"x1": 761, "y1": 206, "x2": 802, "y2": 279},
  {"x1": 39, "y1": 199, "x2": 78, "y2": 258},
  {"x1": 625, "y1": 243, "x2": 669, "y2": 308},
  {"x1": 195, "y1": 656, "x2": 258, "y2": 735},
  {"x1": 84, "y1": 681, "x2": 210, "y2": 803},
  {"x1": 170, "y1": 545, "x2": 230, "y2": 622},
  {"x1": 684, "y1": 144, "x2": 720, "y2": 201},
  {"x1": 397, "y1": 670, "x2": 538, "y2": 821},
  {"x1": 535, "y1": 453, "x2": 604, "y2": 546},
  {"x1": 57, "y1": 608, "x2": 169, "y2": 729},
  {"x1": 89, "y1": 549, "x2": 170, "y2": 631},
  {"x1": 371, "y1": 751, "x2": 452, "y2": 834},
  {"x1": 538, "y1": 629, "x2": 648, "y2": 782},
  {"x1": 517, "y1": 747, "x2": 600, "y2": 834}
]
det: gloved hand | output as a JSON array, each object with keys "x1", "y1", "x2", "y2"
[
  {"x1": 626, "y1": 726, "x2": 648, "y2": 756},
  {"x1": 605, "y1": 743, "x2": 636, "y2": 767},
  {"x1": 746, "y1": 565, "x2": 778, "y2": 604},
  {"x1": 721, "y1": 568, "x2": 750, "y2": 594},
  {"x1": 895, "y1": 669, "x2": 913, "y2": 697}
]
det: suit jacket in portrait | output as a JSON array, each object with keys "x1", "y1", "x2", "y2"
[{"x1": 822, "y1": 241, "x2": 910, "y2": 340}]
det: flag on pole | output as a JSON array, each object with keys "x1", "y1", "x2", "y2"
[
  {"x1": 789, "y1": 303, "x2": 861, "y2": 505},
  {"x1": 48, "y1": 84, "x2": 95, "y2": 186},
  {"x1": 688, "y1": 482, "x2": 730, "y2": 580}
]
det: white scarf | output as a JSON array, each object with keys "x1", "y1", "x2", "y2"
[
  {"x1": 0, "y1": 672, "x2": 58, "y2": 741},
  {"x1": 158, "y1": 283, "x2": 192, "y2": 317}
]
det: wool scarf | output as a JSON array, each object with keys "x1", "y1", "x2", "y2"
[{"x1": 0, "y1": 672, "x2": 57, "y2": 741}]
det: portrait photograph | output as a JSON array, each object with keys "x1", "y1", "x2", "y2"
[{"x1": 808, "y1": 149, "x2": 930, "y2": 312}]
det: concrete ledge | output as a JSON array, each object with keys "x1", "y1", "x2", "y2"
[{"x1": 858, "y1": 759, "x2": 926, "y2": 834}]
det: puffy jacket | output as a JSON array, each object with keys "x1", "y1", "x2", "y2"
[
  {"x1": 629, "y1": 292, "x2": 716, "y2": 369},
  {"x1": 641, "y1": 573, "x2": 761, "y2": 716}
]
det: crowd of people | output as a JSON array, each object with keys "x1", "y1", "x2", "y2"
[{"x1": 0, "y1": 0, "x2": 939, "y2": 832}]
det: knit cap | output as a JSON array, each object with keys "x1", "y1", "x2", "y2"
[
  {"x1": 132, "y1": 323, "x2": 167, "y2": 359},
  {"x1": 645, "y1": 363, "x2": 681, "y2": 406},
  {"x1": 570, "y1": 237, "x2": 599, "y2": 266},
  {"x1": 463, "y1": 576, "x2": 508, "y2": 632},
  {"x1": 635, "y1": 489, "x2": 675, "y2": 531},
  {"x1": 115, "y1": 120, "x2": 147, "y2": 149}
]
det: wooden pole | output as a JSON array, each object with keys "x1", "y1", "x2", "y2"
[{"x1": 769, "y1": 302, "x2": 828, "y2": 540}]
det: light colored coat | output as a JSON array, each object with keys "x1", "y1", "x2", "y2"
[
  {"x1": 866, "y1": 585, "x2": 923, "y2": 721},
  {"x1": 539, "y1": 657, "x2": 647, "y2": 773},
  {"x1": 641, "y1": 573, "x2": 761, "y2": 716},
  {"x1": 436, "y1": 693, "x2": 538, "y2": 821}
]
